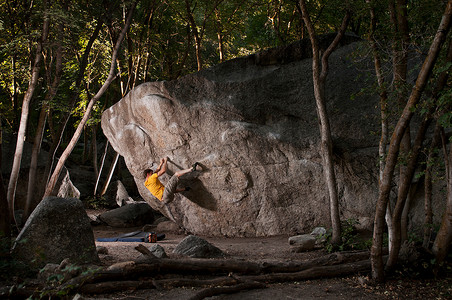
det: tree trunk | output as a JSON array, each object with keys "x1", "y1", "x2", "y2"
[
  {"x1": 386, "y1": 0, "x2": 411, "y2": 270},
  {"x1": 43, "y1": 19, "x2": 103, "y2": 192},
  {"x1": 386, "y1": 115, "x2": 432, "y2": 268},
  {"x1": 367, "y1": 0, "x2": 394, "y2": 255},
  {"x1": 12, "y1": 55, "x2": 19, "y2": 130},
  {"x1": 94, "y1": 141, "x2": 109, "y2": 196},
  {"x1": 92, "y1": 126, "x2": 98, "y2": 179},
  {"x1": 215, "y1": 8, "x2": 225, "y2": 62},
  {"x1": 432, "y1": 130, "x2": 452, "y2": 265},
  {"x1": 371, "y1": 1, "x2": 451, "y2": 281},
  {"x1": 43, "y1": 1, "x2": 137, "y2": 198},
  {"x1": 298, "y1": 0, "x2": 350, "y2": 245},
  {"x1": 423, "y1": 124, "x2": 441, "y2": 248},
  {"x1": 0, "y1": 124, "x2": 11, "y2": 258},
  {"x1": 24, "y1": 21, "x2": 64, "y2": 219},
  {"x1": 388, "y1": 36, "x2": 452, "y2": 268},
  {"x1": 100, "y1": 152, "x2": 120, "y2": 196},
  {"x1": 185, "y1": 0, "x2": 203, "y2": 71},
  {"x1": 7, "y1": 3, "x2": 50, "y2": 220}
]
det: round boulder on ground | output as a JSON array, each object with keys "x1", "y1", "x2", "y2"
[
  {"x1": 12, "y1": 197, "x2": 100, "y2": 269},
  {"x1": 173, "y1": 235, "x2": 225, "y2": 258}
]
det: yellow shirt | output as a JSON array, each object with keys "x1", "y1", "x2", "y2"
[{"x1": 144, "y1": 173, "x2": 164, "y2": 201}]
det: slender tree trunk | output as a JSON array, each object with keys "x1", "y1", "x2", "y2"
[
  {"x1": 175, "y1": 25, "x2": 192, "y2": 79},
  {"x1": 387, "y1": 115, "x2": 432, "y2": 268},
  {"x1": 185, "y1": 0, "x2": 203, "y2": 71},
  {"x1": 7, "y1": 3, "x2": 50, "y2": 219},
  {"x1": 132, "y1": 55, "x2": 141, "y2": 89},
  {"x1": 100, "y1": 152, "x2": 120, "y2": 196},
  {"x1": 94, "y1": 141, "x2": 109, "y2": 196},
  {"x1": 367, "y1": 0, "x2": 394, "y2": 254},
  {"x1": 43, "y1": 1, "x2": 137, "y2": 198},
  {"x1": 92, "y1": 126, "x2": 98, "y2": 179},
  {"x1": 423, "y1": 124, "x2": 441, "y2": 248},
  {"x1": 386, "y1": 0, "x2": 411, "y2": 268},
  {"x1": 432, "y1": 130, "x2": 452, "y2": 265},
  {"x1": 0, "y1": 124, "x2": 11, "y2": 258},
  {"x1": 400, "y1": 179, "x2": 419, "y2": 241},
  {"x1": 24, "y1": 22, "x2": 64, "y2": 219},
  {"x1": 215, "y1": 8, "x2": 225, "y2": 63},
  {"x1": 43, "y1": 19, "x2": 103, "y2": 188},
  {"x1": 298, "y1": 0, "x2": 350, "y2": 245},
  {"x1": 12, "y1": 55, "x2": 19, "y2": 130},
  {"x1": 400, "y1": 37, "x2": 451, "y2": 257},
  {"x1": 371, "y1": 1, "x2": 451, "y2": 281}
]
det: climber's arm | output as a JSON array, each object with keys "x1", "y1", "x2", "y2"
[{"x1": 156, "y1": 157, "x2": 168, "y2": 177}]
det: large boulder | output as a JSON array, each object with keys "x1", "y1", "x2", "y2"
[
  {"x1": 12, "y1": 197, "x2": 100, "y2": 268},
  {"x1": 101, "y1": 36, "x2": 439, "y2": 237}
]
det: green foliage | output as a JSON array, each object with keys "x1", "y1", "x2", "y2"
[
  {"x1": 84, "y1": 195, "x2": 108, "y2": 209},
  {"x1": 321, "y1": 218, "x2": 372, "y2": 253},
  {"x1": 37, "y1": 263, "x2": 102, "y2": 298},
  {"x1": 0, "y1": 239, "x2": 36, "y2": 281}
]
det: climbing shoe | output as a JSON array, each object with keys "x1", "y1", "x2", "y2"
[{"x1": 192, "y1": 162, "x2": 199, "y2": 172}]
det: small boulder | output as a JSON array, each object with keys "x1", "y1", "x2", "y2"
[
  {"x1": 105, "y1": 180, "x2": 136, "y2": 207},
  {"x1": 12, "y1": 197, "x2": 100, "y2": 269},
  {"x1": 98, "y1": 202, "x2": 154, "y2": 227},
  {"x1": 288, "y1": 234, "x2": 316, "y2": 252},
  {"x1": 173, "y1": 235, "x2": 224, "y2": 258},
  {"x1": 310, "y1": 227, "x2": 327, "y2": 246},
  {"x1": 57, "y1": 170, "x2": 81, "y2": 199},
  {"x1": 96, "y1": 246, "x2": 109, "y2": 255},
  {"x1": 149, "y1": 244, "x2": 168, "y2": 258},
  {"x1": 310, "y1": 227, "x2": 327, "y2": 237}
]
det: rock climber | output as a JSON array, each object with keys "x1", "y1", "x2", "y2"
[{"x1": 143, "y1": 157, "x2": 199, "y2": 204}]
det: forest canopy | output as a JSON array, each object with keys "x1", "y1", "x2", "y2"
[{"x1": 0, "y1": 0, "x2": 451, "y2": 284}]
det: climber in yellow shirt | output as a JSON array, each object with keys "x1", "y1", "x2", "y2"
[{"x1": 143, "y1": 157, "x2": 199, "y2": 204}]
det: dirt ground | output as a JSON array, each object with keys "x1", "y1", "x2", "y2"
[{"x1": 90, "y1": 224, "x2": 452, "y2": 300}]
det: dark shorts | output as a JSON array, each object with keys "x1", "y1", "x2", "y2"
[{"x1": 162, "y1": 175, "x2": 179, "y2": 204}]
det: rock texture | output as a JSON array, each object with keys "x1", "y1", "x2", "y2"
[
  {"x1": 173, "y1": 235, "x2": 225, "y2": 258},
  {"x1": 12, "y1": 197, "x2": 100, "y2": 268},
  {"x1": 98, "y1": 202, "x2": 154, "y2": 227},
  {"x1": 101, "y1": 37, "x2": 382, "y2": 237}
]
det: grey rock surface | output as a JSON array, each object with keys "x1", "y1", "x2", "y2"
[
  {"x1": 288, "y1": 234, "x2": 316, "y2": 252},
  {"x1": 12, "y1": 197, "x2": 100, "y2": 268},
  {"x1": 101, "y1": 39, "x2": 381, "y2": 237},
  {"x1": 98, "y1": 202, "x2": 154, "y2": 227},
  {"x1": 173, "y1": 235, "x2": 224, "y2": 258},
  {"x1": 149, "y1": 244, "x2": 168, "y2": 258}
]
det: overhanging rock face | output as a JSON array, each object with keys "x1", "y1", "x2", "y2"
[{"x1": 101, "y1": 40, "x2": 381, "y2": 237}]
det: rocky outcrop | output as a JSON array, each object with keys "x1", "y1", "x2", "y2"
[
  {"x1": 12, "y1": 197, "x2": 100, "y2": 268},
  {"x1": 101, "y1": 38, "x2": 382, "y2": 237}
]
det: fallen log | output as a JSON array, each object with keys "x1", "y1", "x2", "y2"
[
  {"x1": 80, "y1": 276, "x2": 239, "y2": 294},
  {"x1": 188, "y1": 281, "x2": 266, "y2": 300},
  {"x1": 243, "y1": 259, "x2": 371, "y2": 283},
  {"x1": 78, "y1": 259, "x2": 371, "y2": 295},
  {"x1": 82, "y1": 250, "x2": 370, "y2": 284},
  {"x1": 3, "y1": 251, "x2": 372, "y2": 298}
]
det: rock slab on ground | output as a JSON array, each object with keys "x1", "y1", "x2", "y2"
[
  {"x1": 289, "y1": 234, "x2": 316, "y2": 252},
  {"x1": 98, "y1": 202, "x2": 154, "y2": 227},
  {"x1": 12, "y1": 197, "x2": 100, "y2": 268}
]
